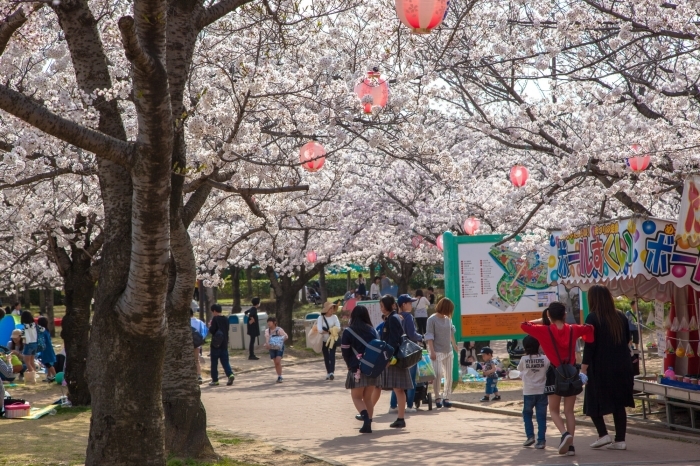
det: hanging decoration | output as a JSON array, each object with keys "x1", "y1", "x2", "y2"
[
  {"x1": 436, "y1": 234, "x2": 444, "y2": 251},
  {"x1": 686, "y1": 342, "x2": 696, "y2": 358},
  {"x1": 676, "y1": 345, "x2": 686, "y2": 358},
  {"x1": 463, "y1": 217, "x2": 480, "y2": 235},
  {"x1": 509, "y1": 165, "x2": 529, "y2": 187},
  {"x1": 666, "y1": 338, "x2": 675, "y2": 354},
  {"x1": 394, "y1": 0, "x2": 449, "y2": 34},
  {"x1": 354, "y1": 69, "x2": 389, "y2": 114},
  {"x1": 671, "y1": 316, "x2": 680, "y2": 332},
  {"x1": 680, "y1": 316, "x2": 690, "y2": 332},
  {"x1": 306, "y1": 251, "x2": 317, "y2": 263},
  {"x1": 664, "y1": 314, "x2": 672, "y2": 330},
  {"x1": 690, "y1": 316, "x2": 698, "y2": 331},
  {"x1": 299, "y1": 141, "x2": 326, "y2": 172},
  {"x1": 626, "y1": 144, "x2": 651, "y2": 173}
]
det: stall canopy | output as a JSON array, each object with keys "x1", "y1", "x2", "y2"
[{"x1": 548, "y1": 217, "x2": 700, "y2": 302}]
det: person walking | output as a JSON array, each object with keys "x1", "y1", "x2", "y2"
[
  {"x1": 317, "y1": 302, "x2": 341, "y2": 380},
  {"x1": 370, "y1": 277, "x2": 381, "y2": 300},
  {"x1": 355, "y1": 274, "x2": 367, "y2": 298},
  {"x1": 341, "y1": 305, "x2": 381, "y2": 433},
  {"x1": 521, "y1": 302, "x2": 594, "y2": 456},
  {"x1": 518, "y1": 335, "x2": 550, "y2": 449},
  {"x1": 378, "y1": 295, "x2": 413, "y2": 428},
  {"x1": 264, "y1": 316, "x2": 288, "y2": 383},
  {"x1": 413, "y1": 289, "x2": 430, "y2": 335},
  {"x1": 389, "y1": 294, "x2": 423, "y2": 413},
  {"x1": 245, "y1": 298, "x2": 261, "y2": 360},
  {"x1": 425, "y1": 297, "x2": 459, "y2": 408},
  {"x1": 208, "y1": 304, "x2": 235, "y2": 386},
  {"x1": 582, "y1": 285, "x2": 635, "y2": 451},
  {"x1": 190, "y1": 309, "x2": 208, "y2": 384}
]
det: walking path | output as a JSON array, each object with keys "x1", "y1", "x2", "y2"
[{"x1": 201, "y1": 362, "x2": 700, "y2": 466}]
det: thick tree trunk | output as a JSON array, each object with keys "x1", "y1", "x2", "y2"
[
  {"x1": 319, "y1": 267, "x2": 327, "y2": 303},
  {"x1": 39, "y1": 288, "x2": 46, "y2": 315},
  {"x1": 231, "y1": 266, "x2": 241, "y2": 314},
  {"x1": 246, "y1": 265, "x2": 253, "y2": 299},
  {"x1": 300, "y1": 285, "x2": 308, "y2": 304},
  {"x1": 275, "y1": 292, "x2": 297, "y2": 344},
  {"x1": 346, "y1": 270, "x2": 352, "y2": 292},
  {"x1": 45, "y1": 289, "x2": 55, "y2": 337},
  {"x1": 23, "y1": 288, "x2": 31, "y2": 309},
  {"x1": 370, "y1": 262, "x2": 376, "y2": 285}
]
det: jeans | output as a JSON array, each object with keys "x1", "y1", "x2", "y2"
[
  {"x1": 321, "y1": 343, "x2": 336, "y2": 374},
  {"x1": 391, "y1": 365, "x2": 417, "y2": 408},
  {"x1": 590, "y1": 407, "x2": 627, "y2": 442},
  {"x1": 210, "y1": 347, "x2": 233, "y2": 382},
  {"x1": 523, "y1": 394, "x2": 548, "y2": 441}
]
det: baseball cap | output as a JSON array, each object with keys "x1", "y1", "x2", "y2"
[
  {"x1": 397, "y1": 294, "x2": 417, "y2": 306},
  {"x1": 480, "y1": 347, "x2": 493, "y2": 355}
]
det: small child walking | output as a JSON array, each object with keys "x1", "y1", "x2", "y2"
[
  {"x1": 518, "y1": 335, "x2": 551, "y2": 449},
  {"x1": 480, "y1": 347, "x2": 501, "y2": 401}
]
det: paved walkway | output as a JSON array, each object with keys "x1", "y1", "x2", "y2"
[{"x1": 202, "y1": 362, "x2": 700, "y2": 466}]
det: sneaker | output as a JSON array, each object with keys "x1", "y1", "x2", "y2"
[
  {"x1": 405, "y1": 407, "x2": 417, "y2": 413},
  {"x1": 389, "y1": 418, "x2": 406, "y2": 428},
  {"x1": 276, "y1": 376, "x2": 283, "y2": 383},
  {"x1": 535, "y1": 440, "x2": 546, "y2": 450},
  {"x1": 436, "y1": 399, "x2": 443, "y2": 408},
  {"x1": 558, "y1": 432, "x2": 573, "y2": 454},
  {"x1": 523, "y1": 437, "x2": 536, "y2": 447},
  {"x1": 388, "y1": 407, "x2": 398, "y2": 413},
  {"x1": 442, "y1": 399, "x2": 452, "y2": 408},
  {"x1": 590, "y1": 434, "x2": 612, "y2": 448},
  {"x1": 197, "y1": 376, "x2": 203, "y2": 385},
  {"x1": 566, "y1": 445, "x2": 576, "y2": 456},
  {"x1": 480, "y1": 396, "x2": 490, "y2": 402},
  {"x1": 492, "y1": 395, "x2": 501, "y2": 401},
  {"x1": 325, "y1": 374, "x2": 330, "y2": 381},
  {"x1": 227, "y1": 374, "x2": 235, "y2": 386},
  {"x1": 209, "y1": 381, "x2": 219, "y2": 386},
  {"x1": 248, "y1": 355, "x2": 259, "y2": 360},
  {"x1": 329, "y1": 373, "x2": 334, "y2": 380},
  {"x1": 606, "y1": 442, "x2": 626, "y2": 450}
]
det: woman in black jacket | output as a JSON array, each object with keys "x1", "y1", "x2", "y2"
[
  {"x1": 582, "y1": 285, "x2": 634, "y2": 451},
  {"x1": 341, "y1": 306, "x2": 380, "y2": 434}
]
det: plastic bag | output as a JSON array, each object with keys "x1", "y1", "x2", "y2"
[
  {"x1": 415, "y1": 351, "x2": 436, "y2": 383},
  {"x1": 306, "y1": 325, "x2": 323, "y2": 354}
]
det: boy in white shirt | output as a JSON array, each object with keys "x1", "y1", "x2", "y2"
[{"x1": 518, "y1": 335, "x2": 550, "y2": 450}]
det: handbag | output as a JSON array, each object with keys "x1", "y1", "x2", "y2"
[
  {"x1": 307, "y1": 325, "x2": 323, "y2": 353},
  {"x1": 394, "y1": 336, "x2": 423, "y2": 369},
  {"x1": 269, "y1": 329, "x2": 285, "y2": 350},
  {"x1": 547, "y1": 326, "x2": 583, "y2": 397}
]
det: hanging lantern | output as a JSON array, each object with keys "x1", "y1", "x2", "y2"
[
  {"x1": 510, "y1": 165, "x2": 529, "y2": 187},
  {"x1": 299, "y1": 141, "x2": 326, "y2": 172},
  {"x1": 354, "y1": 70, "x2": 389, "y2": 114},
  {"x1": 306, "y1": 251, "x2": 317, "y2": 263},
  {"x1": 436, "y1": 234, "x2": 444, "y2": 251},
  {"x1": 676, "y1": 344, "x2": 686, "y2": 358},
  {"x1": 395, "y1": 0, "x2": 449, "y2": 34},
  {"x1": 412, "y1": 235, "x2": 423, "y2": 248},
  {"x1": 463, "y1": 217, "x2": 480, "y2": 235},
  {"x1": 627, "y1": 143, "x2": 650, "y2": 173}
]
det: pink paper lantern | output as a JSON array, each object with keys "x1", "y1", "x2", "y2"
[
  {"x1": 354, "y1": 71, "x2": 389, "y2": 114},
  {"x1": 436, "y1": 234, "x2": 444, "y2": 251},
  {"x1": 299, "y1": 142, "x2": 326, "y2": 172},
  {"x1": 510, "y1": 165, "x2": 529, "y2": 188},
  {"x1": 395, "y1": 0, "x2": 448, "y2": 34},
  {"x1": 463, "y1": 217, "x2": 480, "y2": 235},
  {"x1": 626, "y1": 155, "x2": 651, "y2": 173},
  {"x1": 411, "y1": 235, "x2": 423, "y2": 248},
  {"x1": 306, "y1": 251, "x2": 317, "y2": 263},
  {"x1": 388, "y1": 251, "x2": 396, "y2": 259}
]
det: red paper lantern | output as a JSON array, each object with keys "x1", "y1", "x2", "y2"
[
  {"x1": 395, "y1": 0, "x2": 448, "y2": 34},
  {"x1": 436, "y1": 234, "x2": 444, "y2": 251},
  {"x1": 354, "y1": 71, "x2": 389, "y2": 114},
  {"x1": 510, "y1": 165, "x2": 529, "y2": 187},
  {"x1": 299, "y1": 142, "x2": 326, "y2": 172},
  {"x1": 463, "y1": 217, "x2": 480, "y2": 235},
  {"x1": 627, "y1": 156, "x2": 651, "y2": 173},
  {"x1": 306, "y1": 251, "x2": 317, "y2": 263}
]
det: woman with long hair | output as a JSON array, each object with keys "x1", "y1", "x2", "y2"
[
  {"x1": 521, "y1": 302, "x2": 594, "y2": 456},
  {"x1": 582, "y1": 285, "x2": 634, "y2": 451},
  {"x1": 425, "y1": 297, "x2": 459, "y2": 408},
  {"x1": 341, "y1": 306, "x2": 380, "y2": 433},
  {"x1": 20, "y1": 310, "x2": 38, "y2": 383},
  {"x1": 378, "y1": 294, "x2": 413, "y2": 428}
]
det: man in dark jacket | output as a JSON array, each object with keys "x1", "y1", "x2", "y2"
[
  {"x1": 209, "y1": 304, "x2": 235, "y2": 386},
  {"x1": 245, "y1": 297, "x2": 261, "y2": 360}
]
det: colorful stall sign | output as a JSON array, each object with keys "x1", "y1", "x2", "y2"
[
  {"x1": 548, "y1": 217, "x2": 700, "y2": 298},
  {"x1": 443, "y1": 232, "x2": 557, "y2": 340},
  {"x1": 677, "y1": 175, "x2": 700, "y2": 248}
]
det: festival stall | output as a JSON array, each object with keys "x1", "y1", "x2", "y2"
[{"x1": 548, "y1": 216, "x2": 700, "y2": 432}]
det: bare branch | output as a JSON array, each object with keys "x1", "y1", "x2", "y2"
[
  {"x1": 118, "y1": 16, "x2": 157, "y2": 75},
  {"x1": 206, "y1": 180, "x2": 310, "y2": 195},
  {"x1": 198, "y1": 0, "x2": 255, "y2": 29}
]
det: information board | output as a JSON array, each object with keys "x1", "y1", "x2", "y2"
[
  {"x1": 356, "y1": 300, "x2": 383, "y2": 328},
  {"x1": 444, "y1": 232, "x2": 557, "y2": 340}
]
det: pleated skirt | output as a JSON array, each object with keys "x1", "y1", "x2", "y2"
[{"x1": 379, "y1": 364, "x2": 414, "y2": 390}]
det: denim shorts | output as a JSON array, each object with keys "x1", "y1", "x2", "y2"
[
  {"x1": 23, "y1": 342, "x2": 38, "y2": 356},
  {"x1": 269, "y1": 348, "x2": 284, "y2": 359},
  {"x1": 485, "y1": 377, "x2": 499, "y2": 394}
]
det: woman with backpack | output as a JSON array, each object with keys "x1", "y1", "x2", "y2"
[
  {"x1": 378, "y1": 295, "x2": 413, "y2": 429},
  {"x1": 341, "y1": 305, "x2": 381, "y2": 433},
  {"x1": 317, "y1": 302, "x2": 341, "y2": 381},
  {"x1": 521, "y1": 302, "x2": 594, "y2": 457},
  {"x1": 582, "y1": 285, "x2": 634, "y2": 451}
]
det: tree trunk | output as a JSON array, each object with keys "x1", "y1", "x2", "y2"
[
  {"x1": 246, "y1": 265, "x2": 253, "y2": 299},
  {"x1": 231, "y1": 266, "x2": 241, "y2": 314},
  {"x1": 23, "y1": 288, "x2": 31, "y2": 309},
  {"x1": 39, "y1": 288, "x2": 47, "y2": 315},
  {"x1": 370, "y1": 262, "x2": 376, "y2": 285},
  {"x1": 198, "y1": 280, "x2": 205, "y2": 322},
  {"x1": 275, "y1": 291, "x2": 297, "y2": 345},
  {"x1": 346, "y1": 270, "x2": 352, "y2": 292},
  {"x1": 300, "y1": 285, "x2": 308, "y2": 304},
  {"x1": 319, "y1": 267, "x2": 327, "y2": 303},
  {"x1": 45, "y1": 288, "x2": 56, "y2": 337}
]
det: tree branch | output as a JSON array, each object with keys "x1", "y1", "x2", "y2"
[
  {"x1": 206, "y1": 180, "x2": 310, "y2": 195},
  {"x1": 0, "y1": 6, "x2": 32, "y2": 56},
  {"x1": 118, "y1": 16, "x2": 157, "y2": 75},
  {"x1": 198, "y1": 0, "x2": 255, "y2": 29}
]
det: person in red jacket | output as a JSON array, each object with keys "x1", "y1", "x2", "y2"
[{"x1": 521, "y1": 302, "x2": 594, "y2": 457}]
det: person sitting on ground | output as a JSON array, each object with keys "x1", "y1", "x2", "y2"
[
  {"x1": 0, "y1": 347, "x2": 15, "y2": 417},
  {"x1": 264, "y1": 316, "x2": 288, "y2": 383},
  {"x1": 36, "y1": 317, "x2": 57, "y2": 382},
  {"x1": 460, "y1": 342, "x2": 482, "y2": 371}
]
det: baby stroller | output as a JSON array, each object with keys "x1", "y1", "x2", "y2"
[
  {"x1": 413, "y1": 350, "x2": 434, "y2": 411},
  {"x1": 506, "y1": 338, "x2": 525, "y2": 369},
  {"x1": 306, "y1": 284, "x2": 322, "y2": 305}
]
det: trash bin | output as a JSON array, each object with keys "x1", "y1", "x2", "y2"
[
  {"x1": 228, "y1": 314, "x2": 245, "y2": 350},
  {"x1": 304, "y1": 312, "x2": 320, "y2": 349},
  {"x1": 256, "y1": 312, "x2": 268, "y2": 346}
]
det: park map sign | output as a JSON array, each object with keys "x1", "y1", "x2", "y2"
[{"x1": 443, "y1": 232, "x2": 555, "y2": 340}]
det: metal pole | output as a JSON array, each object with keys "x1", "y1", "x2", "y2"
[{"x1": 633, "y1": 279, "x2": 647, "y2": 377}]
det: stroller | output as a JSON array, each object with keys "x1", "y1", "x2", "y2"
[
  {"x1": 306, "y1": 283, "x2": 322, "y2": 305},
  {"x1": 413, "y1": 349, "x2": 435, "y2": 411},
  {"x1": 506, "y1": 338, "x2": 525, "y2": 370}
]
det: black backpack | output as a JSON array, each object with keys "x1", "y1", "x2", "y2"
[
  {"x1": 211, "y1": 329, "x2": 225, "y2": 349},
  {"x1": 191, "y1": 326, "x2": 204, "y2": 348},
  {"x1": 547, "y1": 326, "x2": 583, "y2": 397}
]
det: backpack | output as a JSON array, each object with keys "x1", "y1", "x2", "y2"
[
  {"x1": 344, "y1": 327, "x2": 394, "y2": 378},
  {"x1": 191, "y1": 326, "x2": 204, "y2": 348},
  {"x1": 547, "y1": 326, "x2": 583, "y2": 397}
]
